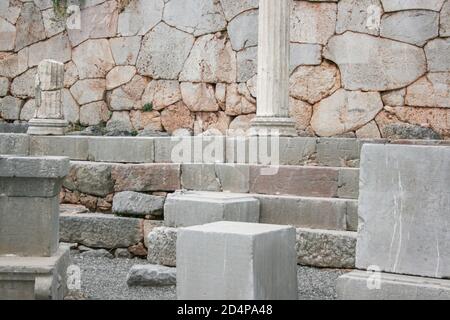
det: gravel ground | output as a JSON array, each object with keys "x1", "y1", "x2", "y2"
[{"x1": 68, "y1": 251, "x2": 348, "y2": 300}]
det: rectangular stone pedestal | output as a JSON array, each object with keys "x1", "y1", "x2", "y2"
[
  {"x1": 337, "y1": 270, "x2": 450, "y2": 300},
  {"x1": 177, "y1": 221, "x2": 297, "y2": 300},
  {"x1": 164, "y1": 191, "x2": 260, "y2": 227},
  {"x1": 0, "y1": 245, "x2": 71, "y2": 300}
]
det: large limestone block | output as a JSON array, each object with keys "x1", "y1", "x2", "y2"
[
  {"x1": 112, "y1": 191, "x2": 164, "y2": 217},
  {"x1": 310, "y1": 89, "x2": 384, "y2": 137},
  {"x1": 0, "y1": 133, "x2": 29, "y2": 155},
  {"x1": 72, "y1": 39, "x2": 115, "y2": 79},
  {"x1": 356, "y1": 144, "x2": 450, "y2": 278},
  {"x1": 425, "y1": 38, "x2": 450, "y2": 72},
  {"x1": 0, "y1": 17, "x2": 16, "y2": 51},
  {"x1": 109, "y1": 36, "x2": 141, "y2": 66},
  {"x1": 405, "y1": 73, "x2": 450, "y2": 108},
  {"x1": 27, "y1": 33, "x2": 72, "y2": 68},
  {"x1": 0, "y1": 52, "x2": 28, "y2": 79},
  {"x1": 164, "y1": 191, "x2": 260, "y2": 227},
  {"x1": 147, "y1": 227, "x2": 177, "y2": 267},
  {"x1": 441, "y1": 1, "x2": 450, "y2": 37},
  {"x1": 59, "y1": 213, "x2": 143, "y2": 249},
  {"x1": 179, "y1": 33, "x2": 237, "y2": 83},
  {"x1": 337, "y1": 270, "x2": 450, "y2": 300},
  {"x1": 0, "y1": 96, "x2": 24, "y2": 120},
  {"x1": 324, "y1": 32, "x2": 427, "y2": 91},
  {"x1": 227, "y1": 10, "x2": 258, "y2": 51},
  {"x1": 11, "y1": 68, "x2": 37, "y2": 98},
  {"x1": 291, "y1": 1, "x2": 337, "y2": 45},
  {"x1": 30, "y1": 136, "x2": 89, "y2": 160},
  {"x1": 219, "y1": 0, "x2": 259, "y2": 21},
  {"x1": 380, "y1": 10, "x2": 439, "y2": 46},
  {"x1": 70, "y1": 79, "x2": 106, "y2": 105},
  {"x1": 177, "y1": 222, "x2": 297, "y2": 300},
  {"x1": 380, "y1": 0, "x2": 445, "y2": 12},
  {"x1": 336, "y1": 0, "x2": 382, "y2": 36},
  {"x1": 63, "y1": 161, "x2": 114, "y2": 197},
  {"x1": 88, "y1": 137, "x2": 154, "y2": 163},
  {"x1": 136, "y1": 23, "x2": 194, "y2": 80},
  {"x1": 118, "y1": 0, "x2": 164, "y2": 36},
  {"x1": 180, "y1": 82, "x2": 219, "y2": 112},
  {"x1": 163, "y1": 0, "x2": 226, "y2": 36},
  {"x1": 14, "y1": 2, "x2": 46, "y2": 51}
]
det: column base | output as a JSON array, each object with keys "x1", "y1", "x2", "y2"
[
  {"x1": 27, "y1": 118, "x2": 68, "y2": 136},
  {"x1": 0, "y1": 244, "x2": 71, "y2": 300},
  {"x1": 249, "y1": 117, "x2": 298, "y2": 137},
  {"x1": 337, "y1": 270, "x2": 450, "y2": 300}
]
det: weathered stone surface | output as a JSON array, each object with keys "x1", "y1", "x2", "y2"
[
  {"x1": 324, "y1": 32, "x2": 427, "y2": 91},
  {"x1": 64, "y1": 62, "x2": 78, "y2": 88},
  {"x1": 337, "y1": 270, "x2": 450, "y2": 300},
  {"x1": 177, "y1": 222, "x2": 297, "y2": 300},
  {"x1": 0, "y1": 96, "x2": 24, "y2": 120},
  {"x1": 289, "y1": 61, "x2": 341, "y2": 105},
  {"x1": 130, "y1": 110, "x2": 162, "y2": 131},
  {"x1": 225, "y1": 83, "x2": 256, "y2": 116},
  {"x1": 180, "y1": 82, "x2": 219, "y2": 112},
  {"x1": 0, "y1": 2, "x2": 21, "y2": 24},
  {"x1": 109, "y1": 36, "x2": 141, "y2": 66},
  {"x1": 41, "y1": 7, "x2": 65, "y2": 38},
  {"x1": 249, "y1": 165, "x2": 340, "y2": 198},
  {"x1": 0, "y1": 133, "x2": 29, "y2": 155},
  {"x1": 355, "y1": 121, "x2": 381, "y2": 139},
  {"x1": 88, "y1": 136, "x2": 154, "y2": 163},
  {"x1": 67, "y1": 0, "x2": 118, "y2": 47},
  {"x1": 0, "y1": 77, "x2": 9, "y2": 97},
  {"x1": 20, "y1": 99, "x2": 36, "y2": 121},
  {"x1": 180, "y1": 33, "x2": 237, "y2": 83},
  {"x1": 228, "y1": 114, "x2": 255, "y2": 135},
  {"x1": 62, "y1": 89, "x2": 79, "y2": 123},
  {"x1": 164, "y1": 0, "x2": 226, "y2": 36},
  {"x1": 237, "y1": 47, "x2": 257, "y2": 83},
  {"x1": 256, "y1": 194, "x2": 352, "y2": 231},
  {"x1": 118, "y1": 0, "x2": 164, "y2": 36},
  {"x1": 382, "y1": 88, "x2": 405, "y2": 107},
  {"x1": 29, "y1": 136, "x2": 88, "y2": 160},
  {"x1": 0, "y1": 17, "x2": 16, "y2": 51},
  {"x1": 79, "y1": 101, "x2": 110, "y2": 126},
  {"x1": 108, "y1": 75, "x2": 148, "y2": 111},
  {"x1": 70, "y1": 79, "x2": 106, "y2": 105},
  {"x1": 406, "y1": 73, "x2": 450, "y2": 108},
  {"x1": 141, "y1": 80, "x2": 181, "y2": 111},
  {"x1": 311, "y1": 89, "x2": 384, "y2": 137},
  {"x1": 81, "y1": 248, "x2": 114, "y2": 259},
  {"x1": 194, "y1": 111, "x2": 230, "y2": 135},
  {"x1": 380, "y1": 0, "x2": 445, "y2": 12},
  {"x1": 147, "y1": 227, "x2": 177, "y2": 267},
  {"x1": 357, "y1": 144, "x2": 450, "y2": 278},
  {"x1": 15, "y1": 2, "x2": 46, "y2": 51},
  {"x1": 106, "y1": 111, "x2": 133, "y2": 132},
  {"x1": 112, "y1": 191, "x2": 164, "y2": 217},
  {"x1": 425, "y1": 38, "x2": 450, "y2": 72},
  {"x1": 227, "y1": 10, "x2": 258, "y2": 51},
  {"x1": 336, "y1": 0, "x2": 382, "y2": 36},
  {"x1": 60, "y1": 213, "x2": 143, "y2": 249},
  {"x1": 64, "y1": 161, "x2": 114, "y2": 197},
  {"x1": 111, "y1": 163, "x2": 181, "y2": 192},
  {"x1": 106, "y1": 66, "x2": 136, "y2": 90},
  {"x1": 136, "y1": 23, "x2": 194, "y2": 80},
  {"x1": 289, "y1": 98, "x2": 312, "y2": 132},
  {"x1": 0, "y1": 52, "x2": 27, "y2": 79},
  {"x1": 381, "y1": 10, "x2": 439, "y2": 46},
  {"x1": 290, "y1": 43, "x2": 322, "y2": 72},
  {"x1": 27, "y1": 34, "x2": 71, "y2": 68},
  {"x1": 219, "y1": 0, "x2": 258, "y2": 21},
  {"x1": 380, "y1": 122, "x2": 441, "y2": 140},
  {"x1": 164, "y1": 191, "x2": 260, "y2": 227},
  {"x1": 11, "y1": 68, "x2": 36, "y2": 98},
  {"x1": 72, "y1": 39, "x2": 115, "y2": 79},
  {"x1": 296, "y1": 228, "x2": 356, "y2": 268},
  {"x1": 127, "y1": 264, "x2": 176, "y2": 286},
  {"x1": 441, "y1": 0, "x2": 450, "y2": 36},
  {"x1": 160, "y1": 102, "x2": 194, "y2": 134},
  {"x1": 291, "y1": 1, "x2": 337, "y2": 45}
]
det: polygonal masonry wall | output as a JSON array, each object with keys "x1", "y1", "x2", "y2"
[{"x1": 1, "y1": 0, "x2": 449, "y2": 139}]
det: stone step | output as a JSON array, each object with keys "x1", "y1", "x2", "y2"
[
  {"x1": 147, "y1": 226, "x2": 357, "y2": 269},
  {"x1": 62, "y1": 161, "x2": 359, "y2": 200},
  {"x1": 163, "y1": 191, "x2": 357, "y2": 232}
]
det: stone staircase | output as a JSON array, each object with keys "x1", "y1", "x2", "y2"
[{"x1": 9, "y1": 133, "x2": 441, "y2": 268}]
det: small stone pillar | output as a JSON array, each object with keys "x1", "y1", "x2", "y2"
[
  {"x1": 177, "y1": 221, "x2": 298, "y2": 300},
  {"x1": 0, "y1": 155, "x2": 70, "y2": 300},
  {"x1": 250, "y1": 0, "x2": 297, "y2": 137},
  {"x1": 27, "y1": 60, "x2": 68, "y2": 135},
  {"x1": 337, "y1": 144, "x2": 450, "y2": 300}
]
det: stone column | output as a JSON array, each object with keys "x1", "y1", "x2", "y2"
[
  {"x1": 27, "y1": 60, "x2": 68, "y2": 135},
  {"x1": 250, "y1": 0, "x2": 297, "y2": 137}
]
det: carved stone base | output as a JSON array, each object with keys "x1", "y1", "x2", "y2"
[
  {"x1": 0, "y1": 245, "x2": 70, "y2": 300},
  {"x1": 249, "y1": 117, "x2": 298, "y2": 137},
  {"x1": 27, "y1": 118, "x2": 68, "y2": 136}
]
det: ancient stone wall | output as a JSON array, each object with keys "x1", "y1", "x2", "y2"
[{"x1": 0, "y1": 0, "x2": 449, "y2": 139}]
